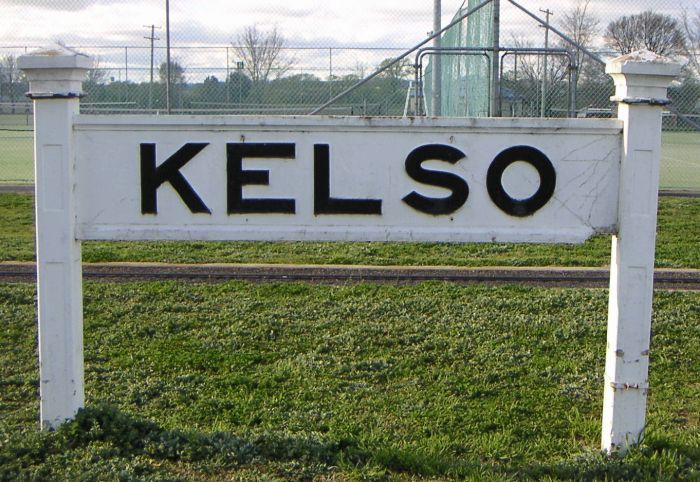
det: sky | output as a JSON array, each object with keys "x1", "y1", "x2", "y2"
[
  {"x1": 1, "y1": 0, "x2": 692, "y2": 81},
  {"x1": 6, "y1": 0, "x2": 476, "y2": 47}
]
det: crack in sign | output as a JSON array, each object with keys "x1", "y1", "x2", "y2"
[{"x1": 550, "y1": 141, "x2": 619, "y2": 231}]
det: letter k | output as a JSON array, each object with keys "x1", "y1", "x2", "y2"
[{"x1": 140, "y1": 143, "x2": 211, "y2": 214}]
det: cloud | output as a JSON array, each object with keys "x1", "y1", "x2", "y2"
[
  {"x1": 3, "y1": 0, "x2": 690, "y2": 71},
  {"x1": 2, "y1": 0, "x2": 124, "y2": 10}
]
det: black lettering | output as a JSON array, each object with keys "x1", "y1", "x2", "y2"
[
  {"x1": 227, "y1": 143, "x2": 296, "y2": 214},
  {"x1": 140, "y1": 143, "x2": 210, "y2": 214},
  {"x1": 486, "y1": 145, "x2": 556, "y2": 217},
  {"x1": 402, "y1": 144, "x2": 469, "y2": 215},
  {"x1": 314, "y1": 144, "x2": 382, "y2": 215}
]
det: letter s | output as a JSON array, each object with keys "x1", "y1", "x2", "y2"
[{"x1": 402, "y1": 144, "x2": 469, "y2": 215}]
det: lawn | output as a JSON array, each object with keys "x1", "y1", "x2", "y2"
[
  {"x1": 661, "y1": 131, "x2": 700, "y2": 191},
  {"x1": 0, "y1": 128, "x2": 33, "y2": 183},
  {"x1": 1, "y1": 281, "x2": 699, "y2": 480}
]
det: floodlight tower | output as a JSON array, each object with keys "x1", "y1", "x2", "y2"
[
  {"x1": 539, "y1": 7, "x2": 553, "y2": 118},
  {"x1": 432, "y1": 0, "x2": 442, "y2": 116},
  {"x1": 165, "y1": 0, "x2": 171, "y2": 114},
  {"x1": 490, "y1": 0, "x2": 501, "y2": 117}
]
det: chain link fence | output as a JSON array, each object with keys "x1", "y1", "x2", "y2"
[{"x1": 1, "y1": 0, "x2": 698, "y2": 191}]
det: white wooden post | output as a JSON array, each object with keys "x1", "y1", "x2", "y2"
[
  {"x1": 602, "y1": 50, "x2": 680, "y2": 452},
  {"x1": 19, "y1": 47, "x2": 92, "y2": 430}
]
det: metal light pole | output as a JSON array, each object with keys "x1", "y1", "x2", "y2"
[
  {"x1": 539, "y1": 8, "x2": 553, "y2": 118},
  {"x1": 490, "y1": 0, "x2": 501, "y2": 117},
  {"x1": 165, "y1": 0, "x2": 171, "y2": 114},
  {"x1": 432, "y1": 0, "x2": 442, "y2": 116}
]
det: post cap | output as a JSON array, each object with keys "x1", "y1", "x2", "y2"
[
  {"x1": 18, "y1": 44, "x2": 93, "y2": 71},
  {"x1": 605, "y1": 50, "x2": 681, "y2": 77},
  {"x1": 18, "y1": 45, "x2": 93, "y2": 99},
  {"x1": 606, "y1": 50, "x2": 681, "y2": 104}
]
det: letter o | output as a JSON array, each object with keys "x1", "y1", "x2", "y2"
[{"x1": 486, "y1": 145, "x2": 556, "y2": 217}]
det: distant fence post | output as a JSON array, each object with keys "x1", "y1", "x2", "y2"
[
  {"x1": 602, "y1": 50, "x2": 680, "y2": 452},
  {"x1": 18, "y1": 47, "x2": 92, "y2": 430}
]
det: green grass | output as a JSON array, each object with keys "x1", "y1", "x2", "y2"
[
  {"x1": 2, "y1": 193, "x2": 698, "y2": 268},
  {"x1": 661, "y1": 131, "x2": 700, "y2": 191},
  {"x1": 0, "y1": 114, "x2": 33, "y2": 184},
  {"x1": 0, "y1": 113, "x2": 32, "y2": 127},
  {"x1": 1, "y1": 281, "x2": 699, "y2": 480},
  {"x1": 0, "y1": 193, "x2": 35, "y2": 261},
  {"x1": 0, "y1": 129, "x2": 33, "y2": 183}
]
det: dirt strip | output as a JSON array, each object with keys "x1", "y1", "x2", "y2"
[
  {"x1": 2, "y1": 262, "x2": 699, "y2": 290},
  {"x1": 0, "y1": 185, "x2": 33, "y2": 193}
]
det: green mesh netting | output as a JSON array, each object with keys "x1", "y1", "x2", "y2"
[{"x1": 424, "y1": 0, "x2": 493, "y2": 116}]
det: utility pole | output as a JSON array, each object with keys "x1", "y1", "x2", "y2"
[
  {"x1": 539, "y1": 7, "x2": 553, "y2": 118},
  {"x1": 432, "y1": 0, "x2": 442, "y2": 116},
  {"x1": 165, "y1": 0, "x2": 171, "y2": 114},
  {"x1": 0, "y1": 62, "x2": 4, "y2": 103},
  {"x1": 144, "y1": 24, "x2": 160, "y2": 110},
  {"x1": 237, "y1": 61, "x2": 244, "y2": 106},
  {"x1": 329, "y1": 47, "x2": 333, "y2": 101},
  {"x1": 226, "y1": 47, "x2": 230, "y2": 105}
]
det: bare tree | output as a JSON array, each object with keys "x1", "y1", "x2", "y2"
[
  {"x1": 604, "y1": 11, "x2": 686, "y2": 57},
  {"x1": 682, "y1": 8, "x2": 700, "y2": 77},
  {"x1": 353, "y1": 61, "x2": 368, "y2": 79},
  {"x1": 508, "y1": 37, "x2": 539, "y2": 83},
  {"x1": 233, "y1": 25, "x2": 295, "y2": 84},
  {"x1": 556, "y1": 0, "x2": 599, "y2": 85},
  {"x1": 85, "y1": 56, "x2": 108, "y2": 85},
  {"x1": 508, "y1": 36, "x2": 569, "y2": 85}
]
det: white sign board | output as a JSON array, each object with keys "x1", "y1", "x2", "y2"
[{"x1": 75, "y1": 116, "x2": 621, "y2": 243}]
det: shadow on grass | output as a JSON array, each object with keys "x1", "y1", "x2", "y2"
[{"x1": 2, "y1": 404, "x2": 698, "y2": 481}]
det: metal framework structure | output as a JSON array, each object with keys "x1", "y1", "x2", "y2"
[
  {"x1": 414, "y1": 47, "x2": 575, "y2": 117},
  {"x1": 310, "y1": 0, "x2": 611, "y2": 119}
]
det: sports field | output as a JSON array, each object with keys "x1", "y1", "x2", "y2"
[
  {"x1": 661, "y1": 131, "x2": 700, "y2": 190},
  {"x1": 0, "y1": 114, "x2": 33, "y2": 183},
  {"x1": 1, "y1": 114, "x2": 698, "y2": 191}
]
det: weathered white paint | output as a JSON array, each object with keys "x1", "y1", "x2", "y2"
[
  {"x1": 20, "y1": 48, "x2": 679, "y2": 455},
  {"x1": 18, "y1": 46, "x2": 92, "y2": 430},
  {"x1": 73, "y1": 116, "x2": 622, "y2": 243},
  {"x1": 602, "y1": 51, "x2": 681, "y2": 452}
]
